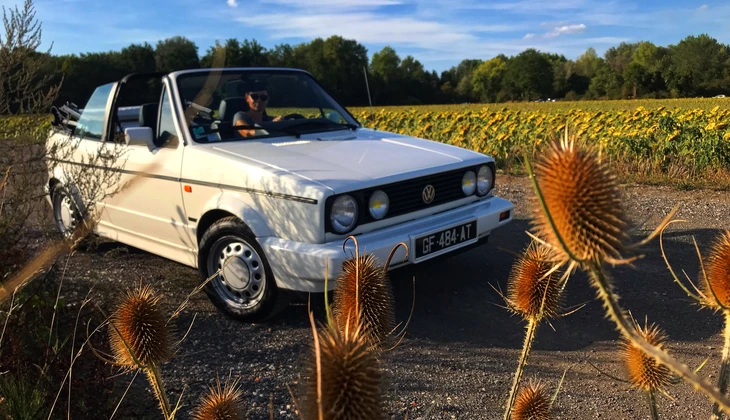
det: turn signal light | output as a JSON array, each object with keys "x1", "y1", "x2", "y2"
[
  {"x1": 499, "y1": 210, "x2": 510, "y2": 221},
  {"x1": 184, "y1": 185, "x2": 192, "y2": 193}
]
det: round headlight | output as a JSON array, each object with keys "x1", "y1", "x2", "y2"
[
  {"x1": 477, "y1": 165, "x2": 494, "y2": 196},
  {"x1": 330, "y1": 195, "x2": 359, "y2": 233},
  {"x1": 368, "y1": 190, "x2": 389, "y2": 220},
  {"x1": 462, "y1": 171, "x2": 477, "y2": 196}
]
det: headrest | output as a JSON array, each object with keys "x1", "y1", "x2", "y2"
[
  {"x1": 219, "y1": 97, "x2": 249, "y2": 121},
  {"x1": 224, "y1": 80, "x2": 244, "y2": 97},
  {"x1": 139, "y1": 103, "x2": 158, "y2": 129}
]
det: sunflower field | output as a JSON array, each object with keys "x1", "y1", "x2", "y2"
[{"x1": 351, "y1": 99, "x2": 730, "y2": 184}]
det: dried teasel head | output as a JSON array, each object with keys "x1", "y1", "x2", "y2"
[
  {"x1": 108, "y1": 284, "x2": 173, "y2": 370},
  {"x1": 512, "y1": 380, "x2": 552, "y2": 420},
  {"x1": 191, "y1": 375, "x2": 245, "y2": 420},
  {"x1": 622, "y1": 321, "x2": 672, "y2": 392},
  {"x1": 703, "y1": 230, "x2": 730, "y2": 309},
  {"x1": 506, "y1": 241, "x2": 564, "y2": 321},
  {"x1": 531, "y1": 133, "x2": 629, "y2": 267},
  {"x1": 302, "y1": 323, "x2": 383, "y2": 420},
  {"x1": 332, "y1": 252, "x2": 395, "y2": 346}
]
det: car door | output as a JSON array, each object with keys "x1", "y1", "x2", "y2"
[
  {"x1": 99, "y1": 80, "x2": 193, "y2": 263},
  {"x1": 57, "y1": 82, "x2": 117, "y2": 228}
]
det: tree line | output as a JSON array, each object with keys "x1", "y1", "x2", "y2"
[{"x1": 38, "y1": 33, "x2": 730, "y2": 107}]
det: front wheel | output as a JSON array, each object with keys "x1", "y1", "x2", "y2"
[{"x1": 198, "y1": 216, "x2": 287, "y2": 321}]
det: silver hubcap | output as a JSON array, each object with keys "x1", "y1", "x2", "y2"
[
  {"x1": 209, "y1": 240, "x2": 266, "y2": 309},
  {"x1": 55, "y1": 193, "x2": 78, "y2": 237}
]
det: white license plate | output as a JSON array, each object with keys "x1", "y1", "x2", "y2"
[{"x1": 413, "y1": 220, "x2": 478, "y2": 262}]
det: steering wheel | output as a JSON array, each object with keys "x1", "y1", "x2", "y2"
[{"x1": 282, "y1": 113, "x2": 306, "y2": 120}]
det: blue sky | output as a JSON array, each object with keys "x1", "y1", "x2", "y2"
[{"x1": 4, "y1": 0, "x2": 729, "y2": 73}]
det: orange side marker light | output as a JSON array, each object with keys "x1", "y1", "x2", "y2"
[{"x1": 184, "y1": 185, "x2": 192, "y2": 193}]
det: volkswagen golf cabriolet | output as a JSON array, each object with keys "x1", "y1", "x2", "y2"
[{"x1": 46, "y1": 68, "x2": 514, "y2": 320}]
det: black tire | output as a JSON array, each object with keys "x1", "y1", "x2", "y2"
[{"x1": 198, "y1": 216, "x2": 288, "y2": 321}]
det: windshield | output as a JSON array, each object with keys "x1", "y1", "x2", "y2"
[{"x1": 175, "y1": 69, "x2": 360, "y2": 143}]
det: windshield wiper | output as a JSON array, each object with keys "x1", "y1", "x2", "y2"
[{"x1": 280, "y1": 119, "x2": 358, "y2": 138}]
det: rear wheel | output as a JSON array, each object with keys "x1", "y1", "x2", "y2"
[
  {"x1": 51, "y1": 185, "x2": 81, "y2": 239},
  {"x1": 198, "y1": 216, "x2": 287, "y2": 321}
]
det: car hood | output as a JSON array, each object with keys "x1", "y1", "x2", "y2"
[{"x1": 207, "y1": 128, "x2": 489, "y2": 193}]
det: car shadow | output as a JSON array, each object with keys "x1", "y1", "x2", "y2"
[{"x1": 387, "y1": 217, "x2": 724, "y2": 352}]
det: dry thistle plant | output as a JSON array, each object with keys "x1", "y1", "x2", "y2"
[
  {"x1": 511, "y1": 380, "x2": 553, "y2": 420},
  {"x1": 191, "y1": 374, "x2": 245, "y2": 420},
  {"x1": 331, "y1": 237, "x2": 408, "y2": 348},
  {"x1": 621, "y1": 319, "x2": 672, "y2": 419},
  {"x1": 107, "y1": 284, "x2": 175, "y2": 419},
  {"x1": 524, "y1": 129, "x2": 730, "y2": 413},
  {"x1": 498, "y1": 241, "x2": 567, "y2": 420},
  {"x1": 661, "y1": 228, "x2": 730, "y2": 419},
  {"x1": 301, "y1": 320, "x2": 383, "y2": 420},
  {"x1": 332, "y1": 252, "x2": 394, "y2": 347}
]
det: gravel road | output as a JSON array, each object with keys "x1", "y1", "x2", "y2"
[{"x1": 50, "y1": 175, "x2": 730, "y2": 419}]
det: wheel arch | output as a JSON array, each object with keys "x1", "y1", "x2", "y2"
[{"x1": 195, "y1": 193, "x2": 274, "y2": 244}]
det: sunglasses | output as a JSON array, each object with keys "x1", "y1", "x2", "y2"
[{"x1": 249, "y1": 93, "x2": 269, "y2": 101}]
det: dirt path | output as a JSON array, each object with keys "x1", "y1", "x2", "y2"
[{"x1": 47, "y1": 175, "x2": 730, "y2": 419}]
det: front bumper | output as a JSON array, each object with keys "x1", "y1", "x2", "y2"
[{"x1": 259, "y1": 196, "x2": 514, "y2": 292}]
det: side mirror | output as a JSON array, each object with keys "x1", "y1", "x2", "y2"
[{"x1": 124, "y1": 127, "x2": 155, "y2": 150}]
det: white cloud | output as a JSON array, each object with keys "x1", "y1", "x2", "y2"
[
  {"x1": 698, "y1": 4, "x2": 709, "y2": 11},
  {"x1": 227, "y1": 0, "x2": 238, "y2": 7},
  {"x1": 238, "y1": 12, "x2": 480, "y2": 50},
  {"x1": 523, "y1": 33, "x2": 535, "y2": 39},
  {"x1": 545, "y1": 23, "x2": 586, "y2": 37}
]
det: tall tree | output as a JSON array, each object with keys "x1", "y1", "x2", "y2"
[
  {"x1": 240, "y1": 39, "x2": 269, "y2": 66},
  {"x1": 587, "y1": 60, "x2": 623, "y2": 99},
  {"x1": 321, "y1": 36, "x2": 368, "y2": 105},
  {"x1": 666, "y1": 34, "x2": 729, "y2": 96},
  {"x1": 574, "y1": 48, "x2": 602, "y2": 79},
  {"x1": 471, "y1": 55, "x2": 508, "y2": 103},
  {"x1": 0, "y1": 0, "x2": 60, "y2": 114},
  {"x1": 370, "y1": 46, "x2": 402, "y2": 104},
  {"x1": 501, "y1": 49, "x2": 553, "y2": 101},
  {"x1": 120, "y1": 42, "x2": 156, "y2": 74},
  {"x1": 604, "y1": 42, "x2": 640, "y2": 75},
  {"x1": 267, "y1": 43, "x2": 295, "y2": 67},
  {"x1": 453, "y1": 59, "x2": 482, "y2": 101},
  {"x1": 155, "y1": 36, "x2": 199, "y2": 73}
]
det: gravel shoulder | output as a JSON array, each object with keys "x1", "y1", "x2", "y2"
[{"x1": 41, "y1": 175, "x2": 730, "y2": 419}]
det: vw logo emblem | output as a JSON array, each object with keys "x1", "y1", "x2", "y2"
[{"x1": 422, "y1": 185, "x2": 436, "y2": 204}]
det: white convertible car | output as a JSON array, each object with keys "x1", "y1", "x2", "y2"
[{"x1": 46, "y1": 68, "x2": 514, "y2": 320}]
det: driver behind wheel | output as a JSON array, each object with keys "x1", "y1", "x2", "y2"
[{"x1": 234, "y1": 79, "x2": 283, "y2": 137}]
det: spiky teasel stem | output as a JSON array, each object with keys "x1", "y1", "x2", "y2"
[
  {"x1": 504, "y1": 319, "x2": 538, "y2": 420},
  {"x1": 511, "y1": 380, "x2": 552, "y2": 420},
  {"x1": 502, "y1": 242, "x2": 564, "y2": 420},
  {"x1": 525, "y1": 132, "x2": 730, "y2": 414},
  {"x1": 108, "y1": 284, "x2": 175, "y2": 419},
  {"x1": 711, "y1": 316, "x2": 730, "y2": 420},
  {"x1": 146, "y1": 364, "x2": 172, "y2": 419},
  {"x1": 302, "y1": 320, "x2": 383, "y2": 420},
  {"x1": 191, "y1": 375, "x2": 244, "y2": 420},
  {"x1": 621, "y1": 320, "x2": 672, "y2": 419}
]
